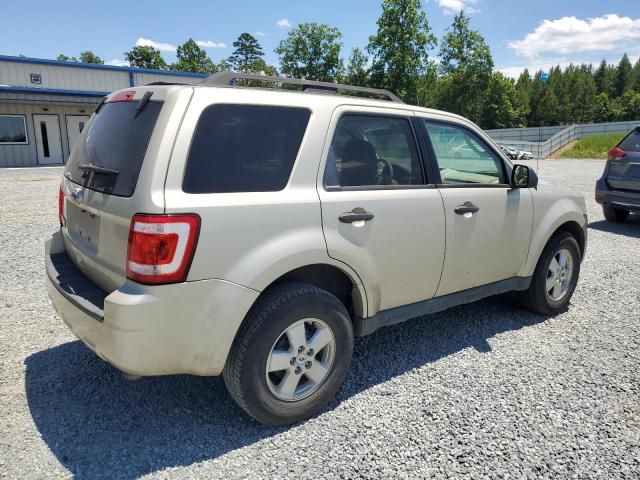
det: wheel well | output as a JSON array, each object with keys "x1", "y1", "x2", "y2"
[
  {"x1": 552, "y1": 221, "x2": 586, "y2": 258},
  {"x1": 267, "y1": 264, "x2": 360, "y2": 317}
]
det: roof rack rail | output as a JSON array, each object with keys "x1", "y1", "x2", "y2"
[{"x1": 198, "y1": 72, "x2": 404, "y2": 103}]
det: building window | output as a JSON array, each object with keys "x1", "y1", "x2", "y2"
[
  {"x1": 30, "y1": 73, "x2": 42, "y2": 84},
  {"x1": 0, "y1": 115, "x2": 28, "y2": 144}
]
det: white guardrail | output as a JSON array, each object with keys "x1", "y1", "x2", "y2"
[{"x1": 485, "y1": 120, "x2": 639, "y2": 159}]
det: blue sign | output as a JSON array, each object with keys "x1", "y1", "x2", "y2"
[{"x1": 540, "y1": 72, "x2": 549, "y2": 81}]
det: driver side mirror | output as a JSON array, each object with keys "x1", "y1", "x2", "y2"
[{"x1": 511, "y1": 164, "x2": 538, "y2": 189}]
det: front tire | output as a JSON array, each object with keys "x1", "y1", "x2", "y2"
[
  {"x1": 603, "y1": 204, "x2": 629, "y2": 222},
  {"x1": 520, "y1": 232, "x2": 581, "y2": 316},
  {"x1": 223, "y1": 283, "x2": 354, "y2": 425}
]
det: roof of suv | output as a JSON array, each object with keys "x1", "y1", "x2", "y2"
[{"x1": 185, "y1": 71, "x2": 470, "y2": 123}]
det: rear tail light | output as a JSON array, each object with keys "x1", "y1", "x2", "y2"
[
  {"x1": 105, "y1": 90, "x2": 135, "y2": 104},
  {"x1": 608, "y1": 147, "x2": 625, "y2": 159},
  {"x1": 58, "y1": 186, "x2": 64, "y2": 227},
  {"x1": 126, "y1": 214, "x2": 200, "y2": 285}
]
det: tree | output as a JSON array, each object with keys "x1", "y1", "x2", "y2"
[
  {"x1": 615, "y1": 53, "x2": 633, "y2": 97},
  {"x1": 228, "y1": 33, "x2": 264, "y2": 72},
  {"x1": 594, "y1": 59, "x2": 616, "y2": 97},
  {"x1": 57, "y1": 54, "x2": 77, "y2": 62},
  {"x1": 124, "y1": 46, "x2": 166, "y2": 70},
  {"x1": 437, "y1": 9, "x2": 493, "y2": 123},
  {"x1": 480, "y1": 72, "x2": 523, "y2": 129},
  {"x1": 367, "y1": 0, "x2": 436, "y2": 103},
  {"x1": 275, "y1": 23, "x2": 343, "y2": 82},
  {"x1": 79, "y1": 51, "x2": 103, "y2": 64},
  {"x1": 344, "y1": 48, "x2": 369, "y2": 86},
  {"x1": 633, "y1": 58, "x2": 640, "y2": 91},
  {"x1": 171, "y1": 39, "x2": 217, "y2": 74},
  {"x1": 514, "y1": 69, "x2": 532, "y2": 125}
]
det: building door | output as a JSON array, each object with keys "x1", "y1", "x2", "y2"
[
  {"x1": 34, "y1": 114, "x2": 63, "y2": 164},
  {"x1": 66, "y1": 115, "x2": 90, "y2": 154}
]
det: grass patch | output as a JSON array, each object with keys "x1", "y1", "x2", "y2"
[{"x1": 559, "y1": 133, "x2": 625, "y2": 159}]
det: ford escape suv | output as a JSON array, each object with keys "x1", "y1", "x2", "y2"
[
  {"x1": 46, "y1": 72, "x2": 588, "y2": 425},
  {"x1": 595, "y1": 126, "x2": 640, "y2": 222}
]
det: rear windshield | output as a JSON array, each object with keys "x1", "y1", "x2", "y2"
[
  {"x1": 619, "y1": 129, "x2": 640, "y2": 152},
  {"x1": 65, "y1": 100, "x2": 163, "y2": 197},
  {"x1": 182, "y1": 104, "x2": 310, "y2": 193}
]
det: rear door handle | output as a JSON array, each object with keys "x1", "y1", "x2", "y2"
[
  {"x1": 454, "y1": 202, "x2": 479, "y2": 215},
  {"x1": 339, "y1": 208, "x2": 375, "y2": 223}
]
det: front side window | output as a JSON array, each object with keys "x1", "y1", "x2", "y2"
[
  {"x1": 183, "y1": 105, "x2": 311, "y2": 194},
  {"x1": 423, "y1": 121, "x2": 506, "y2": 185},
  {"x1": 0, "y1": 115, "x2": 28, "y2": 144},
  {"x1": 325, "y1": 115, "x2": 424, "y2": 188}
]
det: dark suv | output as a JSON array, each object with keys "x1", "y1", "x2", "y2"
[{"x1": 596, "y1": 126, "x2": 640, "y2": 222}]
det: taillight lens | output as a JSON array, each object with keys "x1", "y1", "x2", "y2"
[
  {"x1": 126, "y1": 214, "x2": 200, "y2": 285},
  {"x1": 58, "y1": 186, "x2": 64, "y2": 227},
  {"x1": 105, "y1": 90, "x2": 135, "y2": 104},
  {"x1": 608, "y1": 147, "x2": 625, "y2": 159}
]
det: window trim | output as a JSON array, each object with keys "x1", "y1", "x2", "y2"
[
  {"x1": 0, "y1": 114, "x2": 29, "y2": 145},
  {"x1": 418, "y1": 117, "x2": 512, "y2": 188},
  {"x1": 181, "y1": 103, "x2": 312, "y2": 194},
  {"x1": 322, "y1": 111, "x2": 431, "y2": 192}
]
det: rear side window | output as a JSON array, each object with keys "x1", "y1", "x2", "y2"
[
  {"x1": 183, "y1": 105, "x2": 311, "y2": 193},
  {"x1": 619, "y1": 129, "x2": 640, "y2": 152},
  {"x1": 65, "y1": 100, "x2": 163, "y2": 197}
]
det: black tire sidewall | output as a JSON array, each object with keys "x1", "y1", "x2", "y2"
[
  {"x1": 229, "y1": 284, "x2": 353, "y2": 425},
  {"x1": 531, "y1": 233, "x2": 581, "y2": 315}
]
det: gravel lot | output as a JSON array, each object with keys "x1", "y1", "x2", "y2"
[{"x1": 0, "y1": 160, "x2": 639, "y2": 479}]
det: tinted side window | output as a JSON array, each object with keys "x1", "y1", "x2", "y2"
[
  {"x1": 619, "y1": 129, "x2": 640, "y2": 152},
  {"x1": 183, "y1": 105, "x2": 310, "y2": 193},
  {"x1": 424, "y1": 121, "x2": 506, "y2": 185},
  {"x1": 325, "y1": 115, "x2": 424, "y2": 188}
]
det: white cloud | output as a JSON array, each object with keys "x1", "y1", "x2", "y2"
[
  {"x1": 105, "y1": 59, "x2": 129, "y2": 67},
  {"x1": 195, "y1": 40, "x2": 227, "y2": 48},
  {"x1": 276, "y1": 18, "x2": 291, "y2": 29},
  {"x1": 509, "y1": 14, "x2": 640, "y2": 59},
  {"x1": 436, "y1": 0, "x2": 479, "y2": 15},
  {"x1": 255, "y1": 31, "x2": 267, "y2": 37},
  {"x1": 136, "y1": 37, "x2": 177, "y2": 53}
]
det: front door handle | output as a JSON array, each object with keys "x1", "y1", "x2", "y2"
[
  {"x1": 339, "y1": 208, "x2": 375, "y2": 223},
  {"x1": 454, "y1": 202, "x2": 479, "y2": 215}
]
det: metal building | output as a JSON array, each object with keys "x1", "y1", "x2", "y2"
[{"x1": 0, "y1": 55, "x2": 206, "y2": 168}]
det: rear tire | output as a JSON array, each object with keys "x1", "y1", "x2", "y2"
[
  {"x1": 519, "y1": 232, "x2": 581, "y2": 316},
  {"x1": 603, "y1": 204, "x2": 629, "y2": 222},
  {"x1": 223, "y1": 283, "x2": 354, "y2": 426}
]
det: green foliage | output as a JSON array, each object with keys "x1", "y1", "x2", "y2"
[
  {"x1": 275, "y1": 23, "x2": 343, "y2": 82},
  {"x1": 480, "y1": 72, "x2": 523, "y2": 129},
  {"x1": 344, "y1": 48, "x2": 369, "y2": 86},
  {"x1": 437, "y1": 10, "x2": 492, "y2": 123},
  {"x1": 367, "y1": 0, "x2": 436, "y2": 104},
  {"x1": 228, "y1": 33, "x2": 265, "y2": 72},
  {"x1": 56, "y1": 54, "x2": 78, "y2": 62},
  {"x1": 615, "y1": 53, "x2": 633, "y2": 96},
  {"x1": 124, "y1": 46, "x2": 166, "y2": 70},
  {"x1": 171, "y1": 39, "x2": 217, "y2": 74},
  {"x1": 79, "y1": 51, "x2": 103, "y2": 64},
  {"x1": 559, "y1": 133, "x2": 625, "y2": 159}
]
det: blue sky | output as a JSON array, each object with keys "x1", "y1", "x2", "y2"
[{"x1": 1, "y1": 0, "x2": 639, "y2": 77}]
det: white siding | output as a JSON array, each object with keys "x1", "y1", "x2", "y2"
[
  {"x1": 0, "y1": 102, "x2": 97, "y2": 167},
  {"x1": 0, "y1": 61, "x2": 128, "y2": 92}
]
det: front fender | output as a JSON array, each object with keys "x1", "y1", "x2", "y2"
[{"x1": 521, "y1": 193, "x2": 587, "y2": 277}]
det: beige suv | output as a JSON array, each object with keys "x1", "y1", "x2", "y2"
[{"x1": 46, "y1": 73, "x2": 587, "y2": 425}]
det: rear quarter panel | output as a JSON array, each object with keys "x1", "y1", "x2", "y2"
[{"x1": 163, "y1": 88, "x2": 367, "y2": 313}]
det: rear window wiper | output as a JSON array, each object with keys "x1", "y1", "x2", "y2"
[
  {"x1": 135, "y1": 91, "x2": 153, "y2": 117},
  {"x1": 77, "y1": 164, "x2": 119, "y2": 175}
]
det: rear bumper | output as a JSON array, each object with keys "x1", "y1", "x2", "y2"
[
  {"x1": 46, "y1": 231, "x2": 259, "y2": 376},
  {"x1": 595, "y1": 179, "x2": 640, "y2": 211}
]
